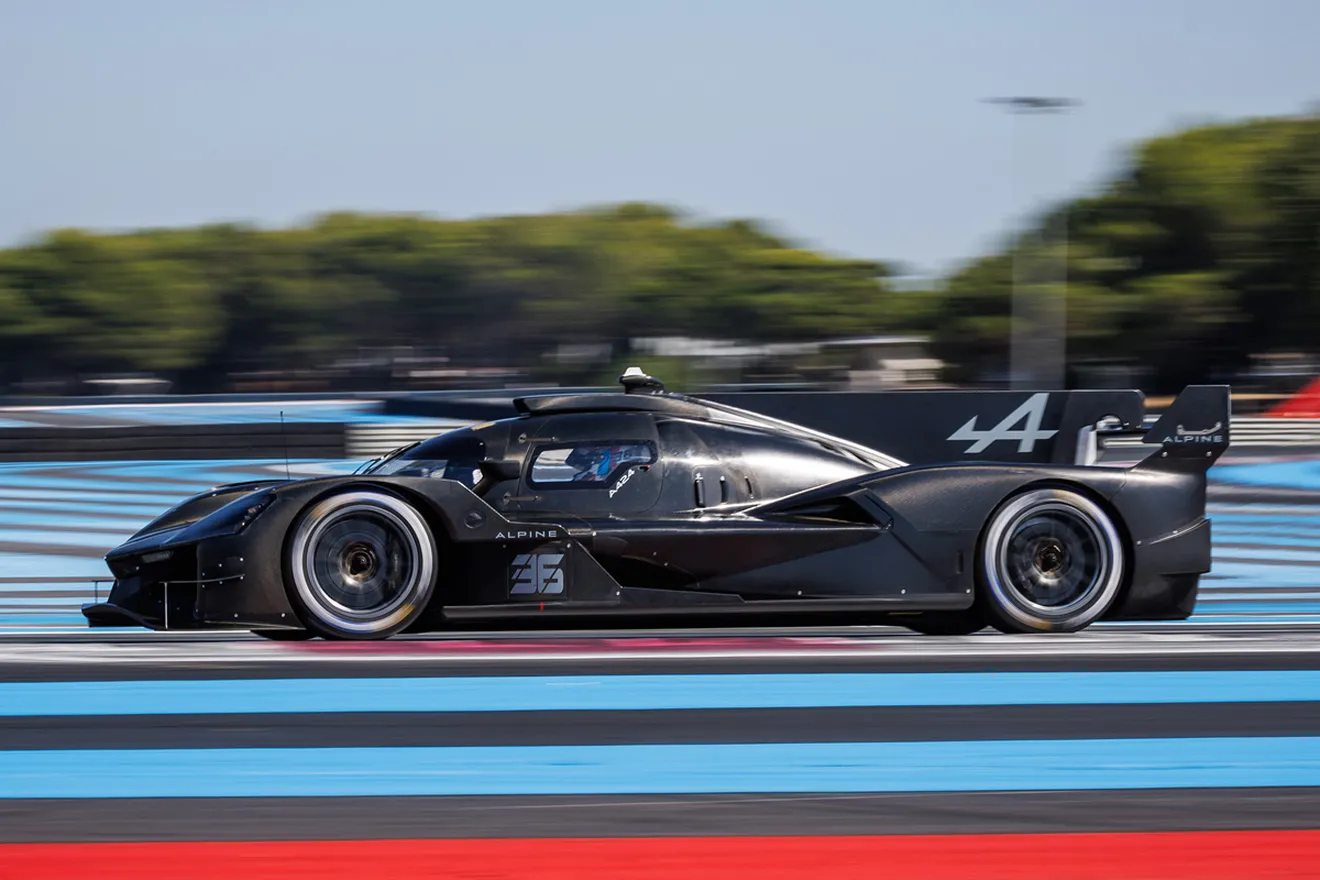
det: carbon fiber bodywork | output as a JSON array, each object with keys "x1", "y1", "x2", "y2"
[{"x1": 84, "y1": 383, "x2": 1228, "y2": 634}]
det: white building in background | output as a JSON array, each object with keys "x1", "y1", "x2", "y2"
[{"x1": 629, "y1": 334, "x2": 944, "y2": 389}]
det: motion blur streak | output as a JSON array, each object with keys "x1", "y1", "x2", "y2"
[
  {"x1": 6, "y1": 670, "x2": 1320, "y2": 716},
  {"x1": 5, "y1": 738, "x2": 1319, "y2": 798},
  {"x1": 3, "y1": 832, "x2": 1319, "y2": 880}
]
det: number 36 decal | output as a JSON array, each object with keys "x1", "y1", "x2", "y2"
[{"x1": 509, "y1": 550, "x2": 566, "y2": 596}]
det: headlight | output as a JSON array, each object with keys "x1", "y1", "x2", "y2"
[{"x1": 198, "y1": 490, "x2": 277, "y2": 537}]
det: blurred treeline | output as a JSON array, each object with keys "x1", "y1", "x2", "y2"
[
  {"x1": 0, "y1": 111, "x2": 1317, "y2": 394},
  {"x1": 0, "y1": 204, "x2": 920, "y2": 393},
  {"x1": 939, "y1": 111, "x2": 1320, "y2": 390}
]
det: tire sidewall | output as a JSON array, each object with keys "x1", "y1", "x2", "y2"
[
  {"x1": 286, "y1": 490, "x2": 437, "y2": 639},
  {"x1": 978, "y1": 487, "x2": 1124, "y2": 633}
]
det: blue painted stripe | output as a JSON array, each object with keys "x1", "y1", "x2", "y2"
[
  {"x1": 0, "y1": 458, "x2": 285, "y2": 473},
  {"x1": 1199, "y1": 591, "x2": 1320, "y2": 600},
  {"x1": 0, "y1": 529, "x2": 127, "y2": 548},
  {"x1": 3, "y1": 737, "x2": 1317, "y2": 798},
  {"x1": 0, "y1": 459, "x2": 352, "y2": 486},
  {"x1": 1214, "y1": 546, "x2": 1320, "y2": 563},
  {"x1": 0, "y1": 473, "x2": 207, "y2": 491},
  {"x1": 1205, "y1": 562, "x2": 1320, "y2": 586},
  {"x1": 1215, "y1": 543, "x2": 1320, "y2": 552},
  {"x1": 0, "y1": 499, "x2": 177, "y2": 516},
  {"x1": 5, "y1": 671, "x2": 1320, "y2": 717},
  {"x1": 1214, "y1": 528, "x2": 1320, "y2": 542},
  {"x1": 1101, "y1": 616, "x2": 1320, "y2": 625},
  {"x1": 1192, "y1": 601, "x2": 1320, "y2": 612},
  {"x1": 0, "y1": 457, "x2": 349, "y2": 472},
  {"x1": 0, "y1": 597, "x2": 95, "y2": 606},
  {"x1": 0, "y1": 488, "x2": 185, "y2": 505},
  {"x1": 1213, "y1": 529, "x2": 1320, "y2": 539},
  {"x1": 0, "y1": 556, "x2": 108, "y2": 580},
  {"x1": 1214, "y1": 517, "x2": 1320, "y2": 527},
  {"x1": 1215, "y1": 461, "x2": 1320, "y2": 490},
  {"x1": 92, "y1": 460, "x2": 354, "y2": 478},
  {"x1": 0, "y1": 512, "x2": 149, "y2": 530},
  {"x1": 1212, "y1": 513, "x2": 1320, "y2": 525},
  {"x1": 1156, "y1": 621, "x2": 1320, "y2": 626},
  {"x1": 0, "y1": 584, "x2": 101, "y2": 593},
  {"x1": 0, "y1": 609, "x2": 89, "y2": 617}
]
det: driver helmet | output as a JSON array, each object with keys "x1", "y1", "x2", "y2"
[{"x1": 566, "y1": 446, "x2": 613, "y2": 480}]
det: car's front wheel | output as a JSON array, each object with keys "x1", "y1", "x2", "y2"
[
  {"x1": 286, "y1": 490, "x2": 437, "y2": 640},
  {"x1": 978, "y1": 487, "x2": 1125, "y2": 633}
]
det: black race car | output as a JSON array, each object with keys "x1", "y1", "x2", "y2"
[{"x1": 83, "y1": 371, "x2": 1230, "y2": 638}]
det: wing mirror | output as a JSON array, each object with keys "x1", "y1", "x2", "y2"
[{"x1": 478, "y1": 459, "x2": 522, "y2": 483}]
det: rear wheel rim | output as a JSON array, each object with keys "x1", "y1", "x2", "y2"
[
  {"x1": 1000, "y1": 502, "x2": 1108, "y2": 615},
  {"x1": 983, "y1": 490, "x2": 1122, "y2": 630}
]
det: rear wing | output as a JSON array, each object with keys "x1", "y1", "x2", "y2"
[
  {"x1": 702, "y1": 386, "x2": 1230, "y2": 468},
  {"x1": 1130, "y1": 385, "x2": 1230, "y2": 472}
]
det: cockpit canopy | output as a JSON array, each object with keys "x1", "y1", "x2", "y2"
[{"x1": 363, "y1": 432, "x2": 488, "y2": 487}]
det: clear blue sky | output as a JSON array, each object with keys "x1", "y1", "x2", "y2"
[{"x1": 1, "y1": 0, "x2": 1316, "y2": 275}]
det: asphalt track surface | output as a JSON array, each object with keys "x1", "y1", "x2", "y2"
[
  {"x1": 1, "y1": 628, "x2": 1319, "y2": 846},
  {"x1": 3, "y1": 633, "x2": 1320, "y2": 878}
]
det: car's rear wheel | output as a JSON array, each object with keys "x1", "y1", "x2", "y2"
[
  {"x1": 978, "y1": 487, "x2": 1124, "y2": 633},
  {"x1": 286, "y1": 490, "x2": 437, "y2": 640}
]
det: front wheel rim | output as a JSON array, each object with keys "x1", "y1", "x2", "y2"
[{"x1": 290, "y1": 494, "x2": 434, "y2": 635}]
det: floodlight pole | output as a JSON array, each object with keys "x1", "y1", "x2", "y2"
[{"x1": 986, "y1": 96, "x2": 1078, "y2": 390}]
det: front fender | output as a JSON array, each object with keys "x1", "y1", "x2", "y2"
[{"x1": 126, "y1": 479, "x2": 288, "y2": 542}]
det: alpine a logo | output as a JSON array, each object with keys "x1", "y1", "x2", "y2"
[
  {"x1": 495, "y1": 529, "x2": 560, "y2": 540},
  {"x1": 948, "y1": 393, "x2": 1058, "y2": 454}
]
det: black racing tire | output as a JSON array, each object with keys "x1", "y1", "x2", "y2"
[
  {"x1": 285, "y1": 490, "x2": 437, "y2": 640},
  {"x1": 902, "y1": 613, "x2": 988, "y2": 636},
  {"x1": 977, "y1": 487, "x2": 1125, "y2": 634},
  {"x1": 251, "y1": 629, "x2": 316, "y2": 641}
]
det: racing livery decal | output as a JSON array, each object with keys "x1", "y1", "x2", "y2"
[
  {"x1": 509, "y1": 548, "x2": 566, "y2": 596},
  {"x1": 948, "y1": 392, "x2": 1058, "y2": 454}
]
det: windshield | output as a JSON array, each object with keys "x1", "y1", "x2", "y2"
[
  {"x1": 368, "y1": 457, "x2": 483, "y2": 486},
  {"x1": 354, "y1": 441, "x2": 420, "y2": 475},
  {"x1": 361, "y1": 432, "x2": 487, "y2": 487}
]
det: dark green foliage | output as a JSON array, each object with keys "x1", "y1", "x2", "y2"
[
  {"x1": 4, "y1": 111, "x2": 1320, "y2": 393},
  {"x1": 0, "y1": 206, "x2": 905, "y2": 391},
  {"x1": 932, "y1": 112, "x2": 1320, "y2": 389}
]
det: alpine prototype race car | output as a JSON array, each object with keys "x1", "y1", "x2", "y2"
[{"x1": 83, "y1": 371, "x2": 1230, "y2": 638}]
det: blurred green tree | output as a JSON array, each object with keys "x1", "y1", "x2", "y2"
[
  {"x1": 4, "y1": 109, "x2": 1320, "y2": 394},
  {"x1": 932, "y1": 112, "x2": 1319, "y2": 389}
]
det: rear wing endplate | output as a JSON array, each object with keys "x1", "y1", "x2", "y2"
[{"x1": 1130, "y1": 385, "x2": 1231, "y2": 472}]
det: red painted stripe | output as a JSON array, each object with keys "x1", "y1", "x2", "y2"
[{"x1": 3, "y1": 831, "x2": 1319, "y2": 880}]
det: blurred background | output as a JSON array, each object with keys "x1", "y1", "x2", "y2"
[
  {"x1": 3, "y1": 1, "x2": 1320, "y2": 606},
  {"x1": 1, "y1": 0, "x2": 1318, "y2": 408},
  {"x1": 5, "y1": 4, "x2": 1320, "y2": 876}
]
